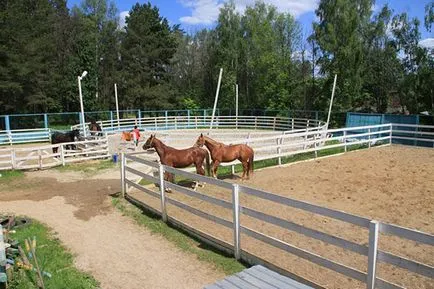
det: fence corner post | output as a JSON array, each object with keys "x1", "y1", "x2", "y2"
[
  {"x1": 121, "y1": 152, "x2": 126, "y2": 198},
  {"x1": 367, "y1": 220, "x2": 379, "y2": 289},
  {"x1": 159, "y1": 164, "x2": 167, "y2": 222},
  {"x1": 232, "y1": 184, "x2": 241, "y2": 260},
  {"x1": 60, "y1": 145, "x2": 65, "y2": 166}
]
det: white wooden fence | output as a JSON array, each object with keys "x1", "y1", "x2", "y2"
[
  {"x1": 0, "y1": 128, "x2": 51, "y2": 145},
  {"x1": 121, "y1": 123, "x2": 434, "y2": 289},
  {"x1": 72, "y1": 115, "x2": 326, "y2": 134},
  {"x1": 0, "y1": 137, "x2": 110, "y2": 170}
]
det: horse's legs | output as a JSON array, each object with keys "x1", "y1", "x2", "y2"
[
  {"x1": 212, "y1": 160, "x2": 220, "y2": 179},
  {"x1": 241, "y1": 160, "x2": 249, "y2": 180},
  {"x1": 164, "y1": 172, "x2": 172, "y2": 193},
  {"x1": 194, "y1": 162, "x2": 206, "y2": 190}
]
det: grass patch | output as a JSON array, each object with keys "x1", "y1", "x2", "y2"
[
  {"x1": 112, "y1": 197, "x2": 245, "y2": 275},
  {"x1": 56, "y1": 159, "x2": 115, "y2": 175},
  {"x1": 8, "y1": 221, "x2": 99, "y2": 289},
  {"x1": 0, "y1": 170, "x2": 24, "y2": 183}
]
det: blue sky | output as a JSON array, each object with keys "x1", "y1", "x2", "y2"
[{"x1": 68, "y1": 0, "x2": 433, "y2": 45}]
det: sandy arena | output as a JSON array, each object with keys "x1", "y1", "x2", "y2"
[{"x1": 128, "y1": 145, "x2": 434, "y2": 289}]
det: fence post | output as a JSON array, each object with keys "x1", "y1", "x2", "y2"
[
  {"x1": 273, "y1": 117, "x2": 276, "y2": 130},
  {"x1": 165, "y1": 111, "x2": 168, "y2": 129},
  {"x1": 44, "y1": 114, "x2": 48, "y2": 129},
  {"x1": 159, "y1": 164, "x2": 167, "y2": 222},
  {"x1": 344, "y1": 131, "x2": 347, "y2": 152},
  {"x1": 7, "y1": 131, "x2": 12, "y2": 146},
  {"x1": 110, "y1": 111, "x2": 114, "y2": 129},
  {"x1": 368, "y1": 128, "x2": 371, "y2": 148},
  {"x1": 314, "y1": 135, "x2": 318, "y2": 158},
  {"x1": 389, "y1": 124, "x2": 393, "y2": 145},
  {"x1": 255, "y1": 117, "x2": 257, "y2": 130},
  {"x1": 187, "y1": 110, "x2": 191, "y2": 128},
  {"x1": 232, "y1": 184, "x2": 240, "y2": 260},
  {"x1": 276, "y1": 138, "x2": 282, "y2": 165},
  {"x1": 195, "y1": 116, "x2": 198, "y2": 129},
  {"x1": 60, "y1": 145, "x2": 65, "y2": 166},
  {"x1": 291, "y1": 118, "x2": 294, "y2": 131},
  {"x1": 138, "y1": 110, "x2": 142, "y2": 127},
  {"x1": 203, "y1": 109, "x2": 206, "y2": 125},
  {"x1": 5, "y1": 115, "x2": 10, "y2": 131},
  {"x1": 231, "y1": 165, "x2": 235, "y2": 175},
  {"x1": 121, "y1": 153, "x2": 126, "y2": 198},
  {"x1": 367, "y1": 220, "x2": 379, "y2": 289}
]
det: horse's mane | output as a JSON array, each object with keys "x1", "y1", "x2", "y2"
[{"x1": 203, "y1": 136, "x2": 223, "y2": 146}]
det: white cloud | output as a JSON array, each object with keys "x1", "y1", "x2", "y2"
[
  {"x1": 178, "y1": 0, "x2": 318, "y2": 25},
  {"x1": 119, "y1": 10, "x2": 129, "y2": 29},
  {"x1": 419, "y1": 38, "x2": 434, "y2": 49}
]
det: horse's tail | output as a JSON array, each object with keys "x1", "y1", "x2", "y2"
[
  {"x1": 205, "y1": 150, "x2": 211, "y2": 176},
  {"x1": 248, "y1": 150, "x2": 254, "y2": 174}
]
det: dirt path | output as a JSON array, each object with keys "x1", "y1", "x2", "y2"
[{"x1": 0, "y1": 169, "x2": 223, "y2": 289}]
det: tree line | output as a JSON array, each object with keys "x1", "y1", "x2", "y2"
[{"x1": 0, "y1": 0, "x2": 433, "y2": 115}]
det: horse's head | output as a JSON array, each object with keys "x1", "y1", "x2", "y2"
[
  {"x1": 195, "y1": 133, "x2": 205, "y2": 147},
  {"x1": 143, "y1": 134, "x2": 156, "y2": 150}
]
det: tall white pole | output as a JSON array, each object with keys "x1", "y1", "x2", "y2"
[
  {"x1": 114, "y1": 83, "x2": 120, "y2": 130},
  {"x1": 326, "y1": 74, "x2": 337, "y2": 131},
  {"x1": 235, "y1": 84, "x2": 239, "y2": 130},
  {"x1": 78, "y1": 76, "x2": 87, "y2": 137},
  {"x1": 210, "y1": 68, "x2": 223, "y2": 130}
]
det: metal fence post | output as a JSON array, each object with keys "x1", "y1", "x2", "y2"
[
  {"x1": 232, "y1": 184, "x2": 240, "y2": 260},
  {"x1": 368, "y1": 128, "x2": 371, "y2": 148},
  {"x1": 121, "y1": 153, "x2": 126, "y2": 198},
  {"x1": 367, "y1": 220, "x2": 379, "y2": 289},
  {"x1": 5, "y1": 115, "x2": 10, "y2": 131},
  {"x1": 159, "y1": 164, "x2": 167, "y2": 222},
  {"x1": 44, "y1": 114, "x2": 48, "y2": 129}
]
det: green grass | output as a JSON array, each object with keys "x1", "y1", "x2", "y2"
[
  {"x1": 112, "y1": 197, "x2": 245, "y2": 275},
  {"x1": 0, "y1": 170, "x2": 24, "y2": 183},
  {"x1": 8, "y1": 221, "x2": 99, "y2": 289},
  {"x1": 55, "y1": 159, "x2": 115, "y2": 174},
  {"x1": 49, "y1": 125, "x2": 72, "y2": 131}
]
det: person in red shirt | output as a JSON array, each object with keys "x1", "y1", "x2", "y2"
[{"x1": 131, "y1": 126, "x2": 140, "y2": 147}]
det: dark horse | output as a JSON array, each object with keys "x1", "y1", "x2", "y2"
[
  {"x1": 143, "y1": 134, "x2": 210, "y2": 190},
  {"x1": 51, "y1": 129, "x2": 80, "y2": 153},
  {"x1": 195, "y1": 134, "x2": 254, "y2": 180},
  {"x1": 89, "y1": 120, "x2": 102, "y2": 136}
]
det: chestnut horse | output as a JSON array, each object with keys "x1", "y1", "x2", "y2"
[
  {"x1": 195, "y1": 134, "x2": 254, "y2": 180},
  {"x1": 143, "y1": 134, "x2": 210, "y2": 190}
]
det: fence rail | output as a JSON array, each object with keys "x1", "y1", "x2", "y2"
[
  {"x1": 0, "y1": 137, "x2": 110, "y2": 170},
  {"x1": 121, "y1": 123, "x2": 434, "y2": 289}
]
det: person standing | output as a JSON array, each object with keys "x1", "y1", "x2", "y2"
[{"x1": 131, "y1": 126, "x2": 141, "y2": 147}]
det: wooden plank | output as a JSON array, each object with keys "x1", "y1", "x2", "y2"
[
  {"x1": 166, "y1": 197, "x2": 233, "y2": 228},
  {"x1": 379, "y1": 223, "x2": 434, "y2": 246},
  {"x1": 126, "y1": 154, "x2": 159, "y2": 168},
  {"x1": 224, "y1": 275, "x2": 260, "y2": 288},
  {"x1": 242, "y1": 267, "x2": 300, "y2": 289},
  {"x1": 242, "y1": 226, "x2": 367, "y2": 282},
  {"x1": 242, "y1": 206, "x2": 369, "y2": 256},
  {"x1": 125, "y1": 166, "x2": 159, "y2": 183},
  {"x1": 239, "y1": 186, "x2": 370, "y2": 228},
  {"x1": 377, "y1": 250, "x2": 434, "y2": 278},
  {"x1": 235, "y1": 271, "x2": 279, "y2": 289},
  {"x1": 125, "y1": 179, "x2": 160, "y2": 199},
  {"x1": 164, "y1": 166, "x2": 233, "y2": 189},
  {"x1": 250, "y1": 266, "x2": 313, "y2": 289},
  {"x1": 165, "y1": 181, "x2": 232, "y2": 209},
  {"x1": 215, "y1": 279, "x2": 239, "y2": 289}
]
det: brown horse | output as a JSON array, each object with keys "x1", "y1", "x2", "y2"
[
  {"x1": 195, "y1": 134, "x2": 254, "y2": 180},
  {"x1": 143, "y1": 134, "x2": 210, "y2": 190}
]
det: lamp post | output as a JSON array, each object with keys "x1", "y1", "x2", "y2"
[{"x1": 78, "y1": 71, "x2": 88, "y2": 137}]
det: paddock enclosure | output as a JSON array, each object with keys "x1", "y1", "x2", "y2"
[{"x1": 121, "y1": 122, "x2": 433, "y2": 289}]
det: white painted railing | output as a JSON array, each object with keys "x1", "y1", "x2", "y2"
[
  {"x1": 121, "y1": 151, "x2": 433, "y2": 289},
  {"x1": 0, "y1": 128, "x2": 51, "y2": 145},
  {"x1": 0, "y1": 137, "x2": 110, "y2": 170},
  {"x1": 121, "y1": 123, "x2": 434, "y2": 289},
  {"x1": 72, "y1": 115, "x2": 326, "y2": 134}
]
